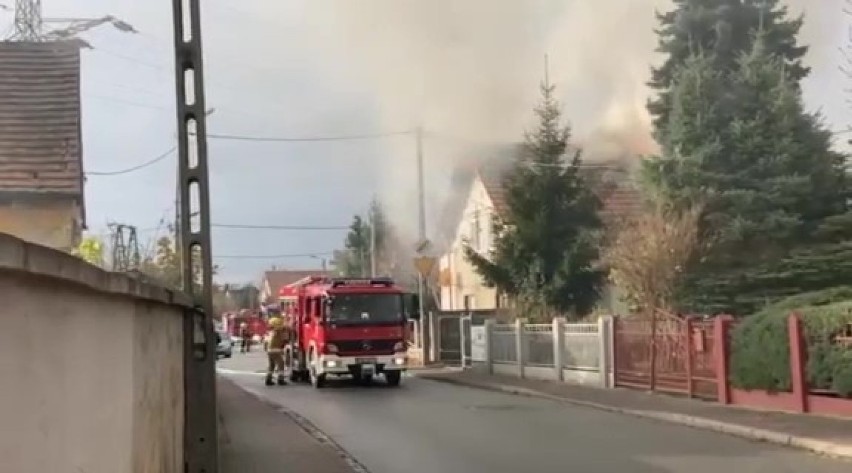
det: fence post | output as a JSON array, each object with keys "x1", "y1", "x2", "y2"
[
  {"x1": 484, "y1": 319, "x2": 494, "y2": 375},
  {"x1": 599, "y1": 316, "x2": 614, "y2": 388},
  {"x1": 788, "y1": 313, "x2": 809, "y2": 413},
  {"x1": 713, "y1": 315, "x2": 732, "y2": 404},
  {"x1": 515, "y1": 318, "x2": 525, "y2": 379},
  {"x1": 553, "y1": 317, "x2": 566, "y2": 382},
  {"x1": 685, "y1": 317, "x2": 694, "y2": 398},
  {"x1": 611, "y1": 316, "x2": 620, "y2": 388},
  {"x1": 460, "y1": 316, "x2": 468, "y2": 368}
]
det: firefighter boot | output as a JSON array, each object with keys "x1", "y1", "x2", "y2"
[
  {"x1": 277, "y1": 375, "x2": 287, "y2": 386},
  {"x1": 265, "y1": 375, "x2": 275, "y2": 386}
]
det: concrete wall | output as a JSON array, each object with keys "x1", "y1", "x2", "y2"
[
  {"x1": 0, "y1": 199, "x2": 82, "y2": 251},
  {"x1": 0, "y1": 232, "x2": 189, "y2": 473}
]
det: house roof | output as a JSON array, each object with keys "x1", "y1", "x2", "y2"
[
  {"x1": 434, "y1": 143, "x2": 520, "y2": 250},
  {"x1": 0, "y1": 42, "x2": 84, "y2": 208},
  {"x1": 477, "y1": 156, "x2": 642, "y2": 221}
]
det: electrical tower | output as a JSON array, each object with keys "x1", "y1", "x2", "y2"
[
  {"x1": 9, "y1": 0, "x2": 41, "y2": 41},
  {"x1": 108, "y1": 223, "x2": 141, "y2": 272},
  {"x1": 4, "y1": 0, "x2": 137, "y2": 44}
]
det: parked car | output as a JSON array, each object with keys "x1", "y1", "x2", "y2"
[{"x1": 216, "y1": 331, "x2": 233, "y2": 358}]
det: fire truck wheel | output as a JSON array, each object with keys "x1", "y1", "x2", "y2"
[{"x1": 385, "y1": 371, "x2": 402, "y2": 387}]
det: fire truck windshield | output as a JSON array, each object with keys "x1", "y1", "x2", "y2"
[{"x1": 327, "y1": 293, "x2": 403, "y2": 325}]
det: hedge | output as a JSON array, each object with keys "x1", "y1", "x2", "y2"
[{"x1": 729, "y1": 287, "x2": 852, "y2": 397}]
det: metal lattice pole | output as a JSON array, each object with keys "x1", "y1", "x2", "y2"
[{"x1": 11, "y1": 0, "x2": 42, "y2": 41}]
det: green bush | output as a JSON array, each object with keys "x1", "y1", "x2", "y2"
[{"x1": 729, "y1": 287, "x2": 852, "y2": 397}]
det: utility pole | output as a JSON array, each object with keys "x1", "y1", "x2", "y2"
[
  {"x1": 10, "y1": 0, "x2": 41, "y2": 41},
  {"x1": 369, "y1": 198, "x2": 377, "y2": 277},
  {"x1": 171, "y1": 1, "x2": 217, "y2": 471},
  {"x1": 415, "y1": 126, "x2": 431, "y2": 362},
  {"x1": 108, "y1": 223, "x2": 141, "y2": 272},
  {"x1": 416, "y1": 126, "x2": 426, "y2": 243}
]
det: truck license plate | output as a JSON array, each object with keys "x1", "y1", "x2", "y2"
[
  {"x1": 361, "y1": 364, "x2": 376, "y2": 375},
  {"x1": 355, "y1": 357, "x2": 377, "y2": 364}
]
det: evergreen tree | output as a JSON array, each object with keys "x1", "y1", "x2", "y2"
[
  {"x1": 331, "y1": 201, "x2": 395, "y2": 278},
  {"x1": 332, "y1": 215, "x2": 371, "y2": 277},
  {"x1": 643, "y1": 36, "x2": 850, "y2": 314},
  {"x1": 649, "y1": 0, "x2": 808, "y2": 135},
  {"x1": 465, "y1": 80, "x2": 604, "y2": 319}
]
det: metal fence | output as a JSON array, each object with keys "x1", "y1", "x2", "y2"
[
  {"x1": 563, "y1": 323, "x2": 600, "y2": 371},
  {"x1": 476, "y1": 318, "x2": 612, "y2": 387},
  {"x1": 613, "y1": 312, "x2": 719, "y2": 400},
  {"x1": 523, "y1": 324, "x2": 555, "y2": 366},
  {"x1": 491, "y1": 324, "x2": 517, "y2": 363}
]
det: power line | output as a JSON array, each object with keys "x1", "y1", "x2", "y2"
[
  {"x1": 214, "y1": 251, "x2": 335, "y2": 260},
  {"x1": 212, "y1": 223, "x2": 348, "y2": 230},
  {"x1": 86, "y1": 147, "x2": 176, "y2": 176},
  {"x1": 205, "y1": 130, "x2": 414, "y2": 143},
  {"x1": 86, "y1": 127, "x2": 415, "y2": 177}
]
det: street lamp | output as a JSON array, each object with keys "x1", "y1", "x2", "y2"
[{"x1": 308, "y1": 254, "x2": 328, "y2": 272}]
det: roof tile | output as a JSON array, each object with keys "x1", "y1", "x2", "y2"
[{"x1": 0, "y1": 41, "x2": 83, "y2": 200}]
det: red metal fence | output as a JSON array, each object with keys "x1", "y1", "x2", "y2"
[
  {"x1": 613, "y1": 311, "x2": 718, "y2": 400},
  {"x1": 614, "y1": 312, "x2": 852, "y2": 417}
]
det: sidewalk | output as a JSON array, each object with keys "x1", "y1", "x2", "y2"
[
  {"x1": 217, "y1": 377, "x2": 357, "y2": 473},
  {"x1": 417, "y1": 370, "x2": 852, "y2": 460}
]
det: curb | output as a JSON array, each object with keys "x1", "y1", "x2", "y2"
[{"x1": 417, "y1": 375, "x2": 852, "y2": 461}]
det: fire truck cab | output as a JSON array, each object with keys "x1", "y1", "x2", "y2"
[{"x1": 282, "y1": 276, "x2": 419, "y2": 388}]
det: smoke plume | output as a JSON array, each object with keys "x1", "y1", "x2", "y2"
[{"x1": 305, "y1": 0, "x2": 836, "y2": 242}]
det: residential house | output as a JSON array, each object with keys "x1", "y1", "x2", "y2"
[
  {"x1": 437, "y1": 148, "x2": 642, "y2": 314},
  {"x1": 0, "y1": 42, "x2": 85, "y2": 251},
  {"x1": 259, "y1": 269, "x2": 334, "y2": 305}
]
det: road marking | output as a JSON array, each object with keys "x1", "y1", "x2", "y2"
[{"x1": 216, "y1": 368, "x2": 265, "y2": 376}]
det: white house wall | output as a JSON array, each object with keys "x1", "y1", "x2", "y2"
[{"x1": 439, "y1": 177, "x2": 498, "y2": 311}]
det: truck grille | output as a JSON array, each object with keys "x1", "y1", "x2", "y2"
[{"x1": 334, "y1": 339, "x2": 397, "y2": 354}]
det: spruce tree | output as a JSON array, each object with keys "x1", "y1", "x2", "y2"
[
  {"x1": 649, "y1": 0, "x2": 808, "y2": 135},
  {"x1": 644, "y1": 35, "x2": 850, "y2": 314},
  {"x1": 465, "y1": 80, "x2": 604, "y2": 319}
]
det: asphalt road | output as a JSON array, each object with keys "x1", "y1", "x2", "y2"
[{"x1": 218, "y1": 354, "x2": 850, "y2": 473}]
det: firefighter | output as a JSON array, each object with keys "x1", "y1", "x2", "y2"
[
  {"x1": 265, "y1": 316, "x2": 289, "y2": 386},
  {"x1": 239, "y1": 322, "x2": 250, "y2": 353}
]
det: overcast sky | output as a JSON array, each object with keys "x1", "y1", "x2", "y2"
[{"x1": 14, "y1": 0, "x2": 851, "y2": 284}]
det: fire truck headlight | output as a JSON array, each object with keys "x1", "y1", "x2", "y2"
[
  {"x1": 325, "y1": 343, "x2": 338, "y2": 354},
  {"x1": 393, "y1": 357, "x2": 406, "y2": 366},
  {"x1": 324, "y1": 360, "x2": 339, "y2": 368},
  {"x1": 393, "y1": 341, "x2": 405, "y2": 352}
]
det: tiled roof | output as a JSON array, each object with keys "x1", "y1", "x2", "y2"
[
  {"x1": 433, "y1": 143, "x2": 519, "y2": 249},
  {"x1": 0, "y1": 41, "x2": 83, "y2": 202},
  {"x1": 477, "y1": 157, "x2": 642, "y2": 221},
  {"x1": 477, "y1": 154, "x2": 516, "y2": 218},
  {"x1": 599, "y1": 183, "x2": 643, "y2": 221}
]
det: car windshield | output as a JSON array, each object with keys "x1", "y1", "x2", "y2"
[{"x1": 327, "y1": 293, "x2": 403, "y2": 325}]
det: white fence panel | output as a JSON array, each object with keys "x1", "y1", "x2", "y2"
[
  {"x1": 563, "y1": 323, "x2": 600, "y2": 371},
  {"x1": 490, "y1": 324, "x2": 517, "y2": 363},
  {"x1": 523, "y1": 324, "x2": 554, "y2": 367}
]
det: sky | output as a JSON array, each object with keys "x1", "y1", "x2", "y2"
[{"x1": 10, "y1": 0, "x2": 851, "y2": 284}]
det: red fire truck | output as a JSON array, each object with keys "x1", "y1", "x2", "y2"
[
  {"x1": 224, "y1": 310, "x2": 267, "y2": 340},
  {"x1": 283, "y1": 276, "x2": 419, "y2": 388}
]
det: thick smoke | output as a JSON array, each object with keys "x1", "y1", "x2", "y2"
[{"x1": 306, "y1": 0, "x2": 835, "y2": 243}]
